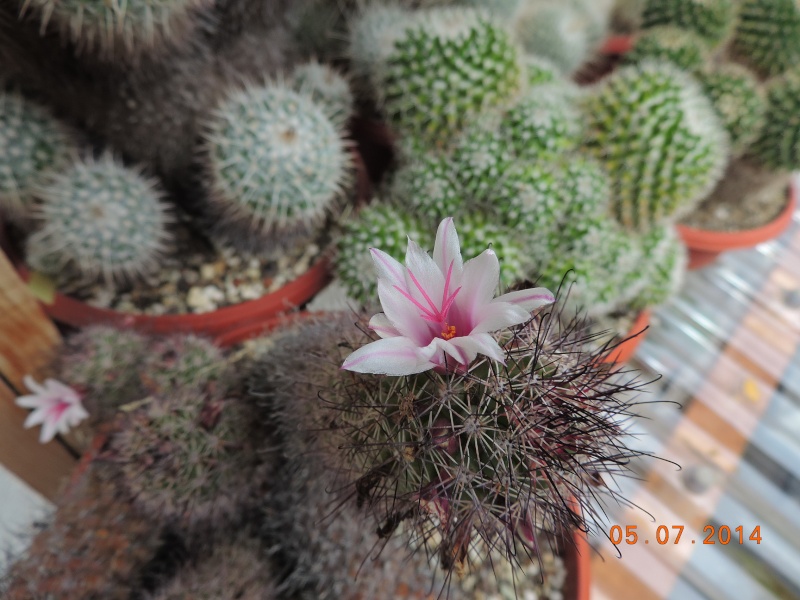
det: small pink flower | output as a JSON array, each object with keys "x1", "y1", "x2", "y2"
[
  {"x1": 15, "y1": 376, "x2": 88, "y2": 443},
  {"x1": 342, "y1": 217, "x2": 555, "y2": 375}
]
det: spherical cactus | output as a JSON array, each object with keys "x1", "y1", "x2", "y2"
[
  {"x1": 0, "y1": 92, "x2": 76, "y2": 223},
  {"x1": 499, "y1": 82, "x2": 583, "y2": 162},
  {"x1": 450, "y1": 122, "x2": 514, "y2": 199},
  {"x1": 145, "y1": 535, "x2": 277, "y2": 600},
  {"x1": 624, "y1": 26, "x2": 710, "y2": 72},
  {"x1": 457, "y1": 213, "x2": 528, "y2": 290},
  {"x1": 21, "y1": 0, "x2": 211, "y2": 59},
  {"x1": 698, "y1": 63, "x2": 766, "y2": 158},
  {"x1": 291, "y1": 60, "x2": 355, "y2": 128},
  {"x1": 523, "y1": 54, "x2": 562, "y2": 86},
  {"x1": 378, "y1": 8, "x2": 523, "y2": 147},
  {"x1": 388, "y1": 154, "x2": 466, "y2": 222},
  {"x1": 141, "y1": 334, "x2": 229, "y2": 396},
  {"x1": 732, "y1": 0, "x2": 800, "y2": 77},
  {"x1": 111, "y1": 389, "x2": 267, "y2": 532},
  {"x1": 348, "y1": 4, "x2": 415, "y2": 83},
  {"x1": 336, "y1": 203, "x2": 430, "y2": 304},
  {"x1": 491, "y1": 160, "x2": 564, "y2": 239},
  {"x1": 58, "y1": 326, "x2": 149, "y2": 425},
  {"x1": 629, "y1": 225, "x2": 687, "y2": 311},
  {"x1": 25, "y1": 153, "x2": 171, "y2": 283},
  {"x1": 749, "y1": 68, "x2": 800, "y2": 171},
  {"x1": 581, "y1": 60, "x2": 729, "y2": 232},
  {"x1": 554, "y1": 155, "x2": 613, "y2": 242},
  {"x1": 641, "y1": 0, "x2": 735, "y2": 47},
  {"x1": 204, "y1": 83, "x2": 350, "y2": 245},
  {"x1": 2, "y1": 464, "x2": 162, "y2": 600}
]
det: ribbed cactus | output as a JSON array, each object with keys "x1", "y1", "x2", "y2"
[
  {"x1": 0, "y1": 92, "x2": 75, "y2": 222},
  {"x1": 25, "y1": 153, "x2": 172, "y2": 283},
  {"x1": 262, "y1": 305, "x2": 648, "y2": 578},
  {"x1": 641, "y1": 0, "x2": 735, "y2": 46},
  {"x1": 698, "y1": 63, "x2": 766, "y2": 158},
  {"x1": 630, "y1": 225, "x2": 687, "y2": 311},
  {"x1": 335, "y1": 203, "x2": 430, "y2": 304},
  {"x1": 624, "y1": 26, "x2": 710, "y2": 71},
  {"x1": 111, "y1": 389, "x2": 266, "y2": 531},
  {"x1": 21, "y1": 0, "x2": 211, "y2": 59},
  {"x1": 377, "y1": 8, "x2": 523, "y2": 147},
  {"x1": 2, "y1": 464, "x2": 162, "y2": 600},
  {"x1": 732, "y1": 0, "x2": 800, "y2": 77},
  {"x1": 291, "y1": 60, "x2": 354, "y2": 128},
  {"x1": 145, "y1": 535, "x2": 277, "y2": 600},
  {"x1": 749, "y1": 68, "x2": 800, "y2": 171},
  {"x1": 388, "y1": 154, "x2": 465, "y2": 222},
  {"x1": 204, "y1": 83, "x2": 350, "y2": 245},
  {"x1": 141, "y1": 334, "x2": 229, "y2": 396},
  {"x1": 58, "y1": 326, "x2": 148, "y2": 425},
  {"x1": 581, "y1": 61, "x2": 729, "y2": 232}
]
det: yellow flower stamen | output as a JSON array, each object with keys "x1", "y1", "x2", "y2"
[{"x1": 441, "y1": 324, "x2": 456, "y2": 340}]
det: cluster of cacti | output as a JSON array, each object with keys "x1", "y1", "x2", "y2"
[
  {"x1": 581, "y1": 60, "x2": 729, "y2": 232},
  {"x1": 204, "y1": 81, "x2": 351, "y2": 248},
  {"x1": 291, "y1": 60, "x2": 355, "y2": 128},
  {"x1": 624, "y1": 25, "x2": 709, "y2": 71},
  {"x1": 732, "y1": 0, "x2": 800, "y2": 78},
  {"x1": 260, "y1": 306, "x2": 650, "y2": 589},
  {"x1": 141, "y1": 334, "x2": 229, "y2": 395},
  {"x1": 640, "y1": 0, "x2": 735, "y2": 46},
  {"x1": 24, "y1": 153, "x2": 172, "y2": 283},
  {"x1": 0, "y1": 92, "x2": 76, "y2": 222}
]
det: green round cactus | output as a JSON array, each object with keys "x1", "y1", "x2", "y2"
[
  {"x1": 142, "y1": 334, "x2": 229, "y2": 396},
  {"x1": 749, "y1": 67, "x2": 800, "y2": 171},
  {"x1": 22, "y1": 0, "x2": 210, "y2": 59},
  {"x1": 378, "y1": 8, "x2": 523, "y2": 147},
  {"x1": 291, "y1": 61, "x2": 354, "y2": 128},
  {"x1": 457, "y1": 212, "x2": 527, "y2": 290},
  {"x1": 335, "y1": 203, "x2": 430, "y2": 304},
  {"x1": 450, "y1": 122, "x2": 514, "y2": 199},
  {"x1": 624, "y1": 26, "x2": 710, "y2": 72},
  {"x1": 205, "y1": 83, "x2": 350, "y2": 242},
  {"x1": 499, "y1": 82, "x2": 583, "y2": 162},
  {"x1": 523, "y1": 54, "x2": 562, "y2": 85},
  {"x1": 581, "y1": 60, "x2": 729, "y2": 232},
  {"x1": 388, "y1": 154, "x2": 465, "y2": 222},
  {"x1": 629, "y1": 225, "x2": 687, "y2": 311},
  {"x1": 0, "y1": 93, "x2": 75, "y2": 222},
  {"x1": 732, "y1": 0, "x2": 800, "y2": 77},
  {"x1": 348, "y1": 4, "x2": 415, "y2": 83},
  {"x1": 26, "y1": 154, "x2": 171, "y2": 283},
  {"x1": 112, "y1": 390, "x2": 265, "y2": 531},
  {"x1": 491, "y1": 160, "x2": 563, "y2": 236},
  {"x1": 641, "y1": 0, "x2": 735, "y2": 46},
  {"x1": 698, "y1": 63, "x2": 766, "y2": 158}
]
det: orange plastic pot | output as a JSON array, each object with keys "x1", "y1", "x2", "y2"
[
  {"x1": 603, "y1": 310, "x2": 650, "y2": 365},
  {"x1": 563, "y1": 527, "x2": 592, "y2": 600},
  {"x1": 678, "y1": 182, "x2": 797, "y2": 270}
]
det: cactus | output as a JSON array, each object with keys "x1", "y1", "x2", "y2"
[
  {"x1": 377, "y1": 7, "x2": 523, "y2": 147},
  {"x1": 347, "y1": 4, "x2": 415, "y2": 83},
  {"x1": 58, "y1": 326, "x2": 149, "y2": 425},
  {"x1": 732, "y1": 0, "x2": 800, "y2": 77},
  {"x1": 457, "y1": 212, "x2": 528, "y2": 290},
  {"x1": 450, "y1": 123, "x2": 514, "y2": 199},
  {"x1": 498, "y1": 82, "x2": 583, "y2": 162},
  {"x1": 25, "y1": 153, "x2": 172, "y2": 283},
  {"x1": 204, "y1": 82, "x2": 350, "y2": 245},
  {"x1": 145, "y1": 535, "x2": 277, "y2": 600},
  {"x1": 21, "y1": 0, "x2": 211, "y2": 59},
  {"x1": 749, "y1": 68, "x2": 800, "y2": 171},
  {"x1": 1, "y1": 464, "x2": 162, "y2": 600},
  {"x1": 698, "y1": 63, "x2": 766, "y2": 158},
  {"x1": 291, "y1": 60, "x2": 354, "y2": 128},
  {"x1": 388, "y1": 154, "x2": 465, "y2": 222},
  {"x1": 581, "y1": 60, "x2": 729, "y2": 232},
  {"x1": 335, "y1": 203, "x2": 430, "y2": 304},
  {"x1": 0, "y1": 92, "x2": 76, "y2": 223},
  {"x1": 523, "y1": 54, "x2": 561, "y2": 86},
  {"x1": 459, "y1": 0, "x2": 523, "y2": 20},
  {"x1": 629, "y1": 225, "x2": 687, "y2": 311},
  {"x1": 641, "y1": 0, "x2": 735, "y2": 47},
  {"x1": 111, "y1": 389, "x2": 267, "y2": 532},
  {"x1": 262, "y1": 304, "x2": 649, "y2": 578},
  {"x1": 141, "y1": 334, "x2": 229, "y2": 396},
  {"x1": 491, "y1": 160, "x2": 563, "y2": 238},
  {"x1": 624, "y1": 26, "x2": 710, "y2": 72}
]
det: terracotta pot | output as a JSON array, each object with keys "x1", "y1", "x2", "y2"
[
  {"x1": 563, "y1": 527, "x2": 592, "y2": 600},
  {"x1": 604, "y1": 310, "x2": 650, "y2": 365},
  {"x1": 678, "y1": 180, "x2": 797, "y2": 270}
]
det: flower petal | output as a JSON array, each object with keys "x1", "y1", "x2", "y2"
[
  {"x1": 370, "y1": 248, "x2": 406, "y2": 289},
  {"x1": 453, "y1": 248, "x2": 500, "y2": 325},
  {"x1": 377, "y1": 279, "x2": 434, "y2": 345},
  {"x1": 15, "y1": 394, "x2": 47, "y2": 410},
  {"x1": 22, "y1": 375, "x2": 46, "y2": 396},
  {"x1": 432, "y1": 218, "x2": 463, "y2": 284},
  {"x1": 39, "y1": 417, "x2": 58, "y2": 444},
  {"x1": 404, "y1": 238, "x2": 445, "y2": 317},
  {"x1": 44, "y1": 379, "x2": 81, "y2": 404},
  {"x1": 341, "y1": 336, "x2": 437, "y2": 375},
  {"x1": 470, "y1": 301, "x2": 531, "y2": 334},
  {"x1": 23, "y1": 408, "x2": 47, "y2": 429},
  {"x1": 369, "y1": 312, "x2": 401, "y2": 339},
  {"x1": 449, "y1": 333, "x2": 506, "y2": 364},
  {"x1": 494, "y1": 287, "x2": 555, "y2": 312}
]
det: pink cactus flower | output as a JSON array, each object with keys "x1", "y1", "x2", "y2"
[
  {"x1": 15, "y1": 376, "x2": 88, "y2": 443},
  {"x1": 342, "y1": 217, "x2": 555, "y2": 375}
]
